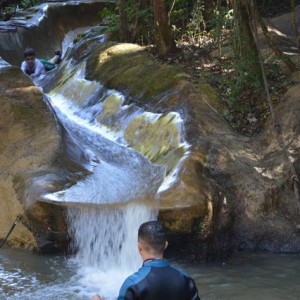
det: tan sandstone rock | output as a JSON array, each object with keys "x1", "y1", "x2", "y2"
[{"x1": 0, "y1": 66, "x2": 65, "y2": 250}]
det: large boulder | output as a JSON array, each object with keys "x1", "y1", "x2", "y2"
[
  {"x1": 1, "y1": 31, "x2": 300, "y2": 260},
  {"x1": 0, "y1": 65, "x2": 68, "y2": 251},
  {"x1": 80, "y1": 41, "x2": 300, "y2": 259}
]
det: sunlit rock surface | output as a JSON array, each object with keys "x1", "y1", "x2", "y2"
[
  {"x1": 78, "y1": 39, "x2": 300, "y2": 258},
  {"x1": 0, "y1": 66, "x2": 67, "y2": 251},
  {"x1": 1, "y1": 4, "x2": 300, "y2": 259}
]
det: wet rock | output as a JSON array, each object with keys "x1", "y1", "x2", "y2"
[
  {"x1": 0, "y1": 66, "x2": 67, "y2": 250},
  {"x1": 0, "y1": 1, "x2": 109, "y2": 66},
  {"x1": 1, "y1": 6, "x2": 300, "y2": 259},
  {"x1": 82, "y1": 40, "x2": 300, "y2": 260}
]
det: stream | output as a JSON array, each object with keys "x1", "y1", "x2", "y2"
[{"x1": 0, "y1": 247, "x2": 300, "y2": 300}]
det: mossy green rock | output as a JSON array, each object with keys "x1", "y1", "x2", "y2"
[
  {"x1": 86, "y1": 43, "x2": 189, "y2": 102},
  {"x1": 81, "y1": 41, "x2": 300, "y2": 259}
]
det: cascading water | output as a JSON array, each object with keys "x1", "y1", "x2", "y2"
[
  {"x1": 38, "y1": 31, "x2": 189, "y2": 299},
  {"x1": 67, "y1": 204, "x2": 157, "y2": 298},
  {"x1": 2, "y1": 10, "x2": 300, "y2": 300}
]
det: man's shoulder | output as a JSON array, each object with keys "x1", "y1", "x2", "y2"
[
  {"x1": 168, "y1": 264, "x2": 193, "y2": 279},
  {"x1": 118, "y1": 266, "x2": 151, "y2": 300},
  {"x1": 124, "y1": 265, "x2": 151, "y2": 286}
]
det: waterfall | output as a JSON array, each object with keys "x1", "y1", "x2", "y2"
[
  {"x1": 67, "y1": 203, "x2": 157, "y2": 298},
  {"x1": 0, "y1": 3, "x2": 190, "y2": 300},
  {"x1": 40, "y1": 62, "x2": 163, "y2": 298},
  {"x1": 38, "y1": 30, "x2": 189, "y2": 299}
]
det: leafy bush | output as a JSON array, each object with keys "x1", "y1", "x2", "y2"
[{"x1": 19, "y1": 0, "x2": 40, "y2": 10}]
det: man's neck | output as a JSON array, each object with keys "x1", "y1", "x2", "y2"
[
  {"x1": 141, "y1": 253, "x2": 164, "y2": 261},
  {"x1": 143, "y1": 257, "x2": 166, "y2": 266}
]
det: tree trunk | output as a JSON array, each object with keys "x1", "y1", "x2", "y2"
[
  {"x1": 153, "y1": 0, "x2": 175, "y2": 55},
  {"x1": 291, "y1": 0, "x2": 300, "y2": 52},
  {"x1": 232, "y1": 0, "x2": 263, "y2": 86},
  {"x1": 131, "y1": 0, "x2": 141, "y2": 43},
  {"x1": 216, "y1": 0, "x2": 222, "y2": 55},
  {"x1": 119, "y1": 0, "x2": 129, "y2": 42}
]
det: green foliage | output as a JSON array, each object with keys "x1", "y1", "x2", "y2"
[
  {"x1": 98, "y1": 0, "x2": 234, "y2": 48},
  {"x1": 220, "y1": 57, "x2": 261, "y2": 119},
  {"x1": 265, "y1": 63, "x2": 280, "y2": 80},
  {"x1": 186, "y1": 0, "x2": 206, "y2": 44},
  {"x1": 99, "y1": 1, "x2": 154, "y2": 44},
  {"x1": 208, "y1": 6, "x2": 233, "y2": 36},
  {"x1": 100, "y1": 5, "x2": 115, "y2": 18},
  {"x1": 100, "y1": 5, "x2": 119, "y2": 33},
  {"x1": 19, "y1": 0, "x2": 40, "y2": 10},
  {"x1": 186, "y1": 1, "x2": 233, "y2": 48},
  {"x1": 236, "y1": 58, "x2": 261, "y2": 88},
  {"x1": 126, "y1": 3, "x2": 154, "y2": 44},
  {"x1": 4, "y1": 6, "x2": 15, "y2": 13},
  {"x1": 168, "y1": 0, "x2": 194, "y2": 38},
  {"x1": 202, "y1": 55, "x2": 293, "y2": 135}
]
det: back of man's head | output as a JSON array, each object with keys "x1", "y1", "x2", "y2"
[
  {"x1": 24, "y1": 48, "x2": 35, "y2": 58},
  {"x1": 138, "y1": 221, "x2": 166, "y2": 255}
]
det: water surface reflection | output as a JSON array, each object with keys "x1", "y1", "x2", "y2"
[
  {"x1": 182, "y1": 251, "x2": 300, "y2": 300},
  {"x1": 1, "y1": 248, "x2": 300, "y2": 300}
]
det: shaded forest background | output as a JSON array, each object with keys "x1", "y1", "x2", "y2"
[{"x1": 1, "y1": 0, "x2": 300, "y2": 135}]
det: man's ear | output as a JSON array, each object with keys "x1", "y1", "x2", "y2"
[
  {"x1": 138, "y1": 242, "x2": 143, "y2": 253},
  {"x1": 164, "y1": 241, "x2": 168, "y2": 250}
]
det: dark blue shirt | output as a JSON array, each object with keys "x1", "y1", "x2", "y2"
[{"x1": 118, "y1": 259, "x2": 200, "y2": 300}]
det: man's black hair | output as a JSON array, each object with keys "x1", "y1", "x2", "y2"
[
  {"x1": 24, "y1": 48, "x2": 35, "y2": 58},
  {"x1": 138, "y1": 221, "x2": 166, "y2": 254}
]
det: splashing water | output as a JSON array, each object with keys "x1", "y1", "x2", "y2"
[
  {"x1": 67, "y1": 203, "x2": 158, "y2": 299},
  {"x1": 36, "y1": 33, "x2": 189, "y2": 299},
  {"x1": 39, "y1": 62, "x2": 168, "y2": 298}
]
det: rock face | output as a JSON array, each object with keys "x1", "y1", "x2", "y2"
[
  {"x1": 2, "y1": 39, "x2": 300, "y2": 259},
  {"x1": 0, "y1": 0, "x2": 109, "y2": 254},
  {"x1": 82, "y1": 41, "x2": 300, "y2": 259},
  {"x1": 1, "y1": 5, "x2": 300, "y2": 260},
  {"x1": 0, "y1": 1, "x2": 108, "y2": 66},
  {"x1": 0, "y1": 65, "x2": 68, "y2": 251}
]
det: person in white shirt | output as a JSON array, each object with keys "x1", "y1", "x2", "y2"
[{"x1": 21, "y1": 48, "x2": 46, "y2": 78}]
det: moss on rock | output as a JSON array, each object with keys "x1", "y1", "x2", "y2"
[{"x1": 86, "y1": 43, "x2": 189, "y2": 102}]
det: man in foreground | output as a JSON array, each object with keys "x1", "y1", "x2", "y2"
[
  {"x1": 91, "y1": 220, "x2": 200, "y2": 300},
  {"x1": 21, "y1": 48, "x2": 45, "y2": 78}
]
